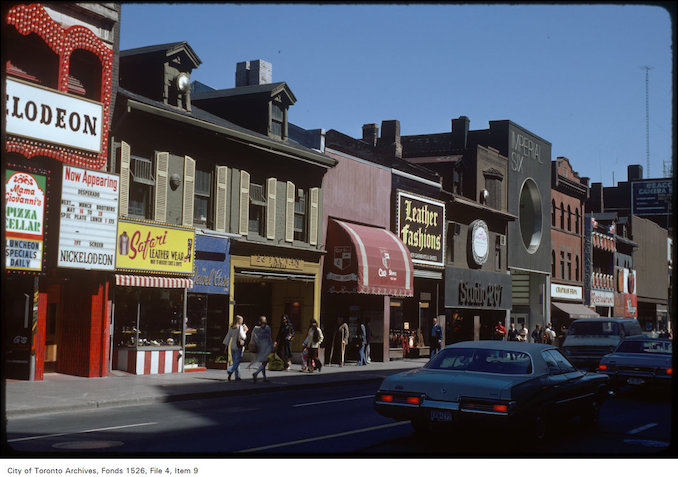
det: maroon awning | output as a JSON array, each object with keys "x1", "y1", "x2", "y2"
[{"x1": 325, "y1": 219, "x2": 413, "y2": 297}]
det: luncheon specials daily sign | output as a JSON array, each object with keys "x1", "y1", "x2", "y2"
[
  {"x1": 5, "y1": 170, "x2": 46, "y2": 271},
  {"x1": 6, "y1": 78, "x2": 104, "y2": 154},
  {"x1": 58, "y1": 166, "x2": 119, "y2": 270}
]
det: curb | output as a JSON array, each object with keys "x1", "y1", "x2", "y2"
[{"x1": 5, "y1": 371, "x2": 396, "y2": 419}]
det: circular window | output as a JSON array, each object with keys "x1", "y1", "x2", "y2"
[{"x1": 519, "y1": 178, "x2": 542, "y2": 253}]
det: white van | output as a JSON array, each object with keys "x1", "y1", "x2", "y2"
[{"x1": 560, "y1": 317, "x2": 643, "y2": 370}]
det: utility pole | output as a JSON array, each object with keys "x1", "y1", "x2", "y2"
[{"x1": 642, "y1": 65, "x2": 653, "y2": 177}]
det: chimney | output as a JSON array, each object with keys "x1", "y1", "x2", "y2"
[
  {"x1": 362, "y1": 123, "x2": 379, "y2": 147},
  {"x1": 451, "y1": 115, "x2": 470, "y2": 149},
  {"x1": 627, "y1": 164, "x2": 643, "y2": 181},
  {"x1": 589, "y1": 182, "x2": 604, "y2": 213},
  {"x1": 235, "y1": 59, "x2": 272, "y2": 87},
  {"x1": 378, "y1": 120, "x2": 402, "y2": 158}
]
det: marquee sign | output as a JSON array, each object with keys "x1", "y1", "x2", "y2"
[
  {"x1": 191, "y1": 235, "x2": 230, "y2": 294},
  {"x1": 396, "y1": 191, "x2": 445, "y2": 267},
  {"x1": 6, "y1": 3, "x2": 114, "y2": 169},
  {"x1": 58, "y1": 166, "x2": 119, "y2": 270},
  {"x1": 5, "y1": 169, "x2": 47, "y2": 272}
]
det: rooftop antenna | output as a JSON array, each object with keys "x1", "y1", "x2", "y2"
[{"x1": 641, "y1": 65, "x2": 653, "y2": 177}]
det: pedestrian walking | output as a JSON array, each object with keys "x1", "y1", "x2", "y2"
[
  {"x1": 223, "y1": 315, "x2": 247, "y2": 381},
  {"x1": 531, "y1": 324, "x2": 542, "y2": 344},
  {"x1": 365, "y1": 319, "x2": 372, "y2": 364},
  {"x1": 250, "y1": 316, "x2": 273, "y2": 383},
  {"x1": 330, "y1": 317, "x2": 349, "y2": 366},
  {"x1": 494, "y1": 321, "x2": 507, "y2": 341},
  {"x1": 519, "y1": 323, "x2": 528, "y2": 342},
  {"x1": 430, "y1": 317, "x2": 442, "y2": 358},
  {"x1": 304, "y1": 319, "x2": 324, "y2": 372},
  {"x1": 274, "y1": 314, "x2": 295, "y2": 370},
  {"x1": 544, "y1": 322, "x2": 556, "y2": 345},
  {"x1": 357, "y1": 319, "x2": 368, "y2": 365},
  {"x1": 507, "y1": 323, "x2": 519, "y2": 341}
]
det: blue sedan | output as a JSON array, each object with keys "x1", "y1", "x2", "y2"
[{"x1": 374, "y1": 340, "x2": 610, "y2": 440}]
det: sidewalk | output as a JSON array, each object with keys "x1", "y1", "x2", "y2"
[{"x1": 3, "y1": 358, "x2": 428, "y2": 419}]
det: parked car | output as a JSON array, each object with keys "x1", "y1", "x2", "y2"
[
  {"x1": 597, "y1": 337, "x2": 672, "y2": 391},
  {"x1": 374, "y1": 340, "x2": 609, "y2": 440},
  {"x1": 560, "y1": 317, "x2": 643, "y2": 370}
]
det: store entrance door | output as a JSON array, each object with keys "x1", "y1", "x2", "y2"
[{"x1": 43, "y1": 284, "x2": 62, "y2": 374}]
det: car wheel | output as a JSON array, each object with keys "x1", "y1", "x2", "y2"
[
  {"x1": 533, "y1": 411, "x2": 548, "y2": 441},
  {"x1": 581, "y1": 399, "x2": 600, "y2": 428}
]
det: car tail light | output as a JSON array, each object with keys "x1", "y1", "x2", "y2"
[
  {"x1": 461, "y1": 400, "x2": 510, "y2": 415},
  {"x1": 379, "y1": 394, "x2": 394, "y2": 402},
  {"x1": 668, "y1": 368, "x2": 673, "y2": 375},
  {"x1": 406, "y1": 396, "x2": 423, "y2": 405},
  {"x1": 598, "y1": 364, "x2": 607, "y2": 371}
]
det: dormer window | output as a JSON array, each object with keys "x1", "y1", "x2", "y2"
[{"x1": 270, "y1": 99, "x2": 287, "y2": 139}]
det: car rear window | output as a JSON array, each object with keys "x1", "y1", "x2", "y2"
[
  {"x1": 426, "y1": 348, "x2": 533, "y2": 374},
  {"x1": 568, "y1": 321, "x2": 620, "y2": 336},
  {"x1": 616, "y1": 340, "x2": 672, "y2": 354}
]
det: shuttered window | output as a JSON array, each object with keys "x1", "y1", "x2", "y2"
[
  {"x1": 215, "y1": 166, "x2": 228, "y2": 232},
  {"x1": 182, "y1": 156, "x2": 195, "y2": 227},
  {"x1": 239, "y1": 170, "x2": 250, "y2": 236},
  {"x1": 285, "y1": 181, "x2": 295, "y2": 242},
  {"x1": 154, "y1": 152, "x2": 169, "y2": 222},
  {"x1": 119, "y1": 141, "x2": 130, "y2": 217},
  {"x1": 266, "y1": 178, "x2": 277, "y2": 239},
  {"x1": 309, "y1": 187, "x2": 319, "y2": 246}
]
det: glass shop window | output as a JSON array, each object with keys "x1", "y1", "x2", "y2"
[{"x1": 114, "y1": 288, "x2": 183, "y2": 347}]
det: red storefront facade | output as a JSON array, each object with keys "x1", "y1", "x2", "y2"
[{"x1": 3, "y1": 3, "x2": 120, "y2": 380}]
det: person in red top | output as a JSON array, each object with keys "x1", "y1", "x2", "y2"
[{"x1": 494, "y1": 321, "x2": 507, "y2": 341}]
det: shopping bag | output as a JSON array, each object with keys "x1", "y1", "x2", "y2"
[{"x1": 267, "y1": 352, "x2": 285, "y2": 371}]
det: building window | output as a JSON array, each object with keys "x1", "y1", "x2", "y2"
[
  {"x1": 249, "y1": 182, "x2": 266, "y2": 235},
  {"x1": 575, "y1": 255, "x2": 580, "y2": 281},
  {"x1": 294, "y1": 188, "x2": 307, "y2": 241},
  {"x1": 129, "y1": 155, "x2": 154, "y2": 219},
  {"x1": 551, "y1": 200, "x2": 556, "y2": 227},
  {"x1": 567, "y1": 205, "x2": 572, "y2": 231},
  {"x1": 483, "y1": 169, "x2": 503, "y2": 209},
  {"x1": 575, "y1": 208, "x2": 580, "y2": 234},
  {"x1": 452, "y1": 166, "x2": 462, "y2": 195},
  {"x1": 567, "y1": 252, "x2": 572, "y2": 280},
  {"x1": 495, "y1": 236, "x2": 502, "y2": 270},
  {"x1": 194, "y1": 169, "x2": 211, "y2": 226},
  {"x1": 271, "y1": 101, "x2": 285, "y2": 139},
  {"x1": 560, "y1": 202, "x2": 565, "y2": 229},
  {"x1": 552, "y1": 250, "x2": 556, "y2": 276},
  {"x1": 446, "y1": 222, "x2": 459, "y2": 264},
  {"x1": 560, "y1": 251, "x2": 565, "y2": 279}
]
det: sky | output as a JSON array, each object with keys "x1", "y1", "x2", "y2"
[{"x1": 119, "y1": 3, "x2": 674, "y2": 187}]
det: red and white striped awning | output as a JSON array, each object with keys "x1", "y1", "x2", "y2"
[{"x1": 115, "y1": 274, "x2": 193, "y2": 288}]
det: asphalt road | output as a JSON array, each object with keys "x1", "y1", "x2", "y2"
[{"x1": 4, "y1": 382, "x2": 673, "y2": 457}]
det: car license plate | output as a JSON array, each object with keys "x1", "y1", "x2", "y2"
[
  {"x1": 627, "y1": 377, "x2": 644, "y2": 385},
  {"x1": 430, "y1": 409, "x2": 452, "y2": 422}
]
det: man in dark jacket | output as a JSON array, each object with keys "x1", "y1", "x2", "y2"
[{"x1": 431, "y1": 317, "x2": 443, "y2": 358}]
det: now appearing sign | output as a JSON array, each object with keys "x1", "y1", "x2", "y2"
[{"x1": 58, "y1": 166, "x2": 119, "y2": 270}]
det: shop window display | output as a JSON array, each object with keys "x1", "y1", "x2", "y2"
[{"x1": 115, "y1": 287, "x2": 183, "y2": 348}]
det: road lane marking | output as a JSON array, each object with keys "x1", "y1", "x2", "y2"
[
  {"x1": 235, "y1": 421, "x2": 410, "y2": 453},
  {"x1": 8, "y1": 422, "x2": 157, "y2": 443},
  {"x1": 627, "y1": 423, "x2": 658, "y2": 435},
  {"x1": 292, "y1": 395, "x2": 374, "y2": 407}
]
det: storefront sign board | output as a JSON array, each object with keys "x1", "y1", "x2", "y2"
[
  {"x1": 251, "y1": 255, "x2": 303, "y2": 271},
  {"x1": 6, "y1": 78, "x2": 104, "y2": 154},
  {"x1": 115, "y1": 219, "x2": 194, "y2": 274},
  {"x1": 396, "y1": 191, "x2": 445, "y2": 267},
  {"x1": 591, "y1": 290, "x2": 614, "y2": 307},
  {"x1": 5, "y1": 170, "x2": 46, "y2": 271},
  {"x1": 444, "y1": 267, "x2": 512, "y2": 309},
  {"x1": 191, "y1": 235, "x2": 231, "y2": 294},
  {"x1": 58, "y1": 166, "x2": 118, "y2": 270},
  {"x1": 551, "y1": 284, "x2": 583, "y2": 301},
  {"x1": 631, "y1": 179, "x2": 672, "y2": 216}
]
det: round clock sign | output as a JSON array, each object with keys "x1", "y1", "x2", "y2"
[{"x1": 470, "y1": 220, "x2": 490, "y2": 266}]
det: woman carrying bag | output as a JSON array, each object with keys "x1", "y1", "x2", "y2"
[
  {"x1": 249, "y1": 316, "x2": 273, "y2": 383},
  {"x1": 275, "y1": 314, "x2": 295, "y2": 370},
  {"x1": 304, "y1": 319, "x2": 324, "y2": 373},
  {"x1": 223, "y1": 315, "x2": 247, "y2": 381}
]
